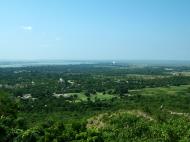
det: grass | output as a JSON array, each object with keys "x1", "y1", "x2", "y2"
[
  {"x1": 127, "y1": 74, "x2": 168, "y2": 79},
  {"x1": 64, "y1": 92, "x2": 116, "y2": 102},
  {"x1": 182, "y1": 71, "x2": 190, "y2": 76},
  {"x1": 91, "y1": 93, "x2": 116, "y2": 101},
  {"x1": 129, "y1": 85, "x2": 190, "y2": 96}
]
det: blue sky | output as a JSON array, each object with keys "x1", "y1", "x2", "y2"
[{"x1": 0, "y1": 0, "x2": 190, "y2": 60}]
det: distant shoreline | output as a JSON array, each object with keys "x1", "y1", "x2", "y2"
[{"x1": 0, "y1": 59, "x2": 190, "y2": 68}]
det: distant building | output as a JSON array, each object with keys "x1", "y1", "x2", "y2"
[
  {"x1": 21, "y1": 94, "x2": 32, "y2": 100},
  {"x1": 31, "y1": 81, "x2": 35, "y2": 85},
  {"x1": 53, "y1": 93, "x2": 70, "y2": 98},
  {"x1": 68, "y1": 80, "x2": 75, "y2": 85},
  {"x1": 59, "y1": 78, "x2": 64, "y2": 83},
  {"x1": 112, "y1": 61, "x2": 116, "y2": 65}
]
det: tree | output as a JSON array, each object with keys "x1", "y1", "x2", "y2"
[
  {"x1": 0, "y1": 91, "x2": 18, "y2": 118},
  {"x1": 115, "y1": 82, "x2": 128, "y2": 96}
]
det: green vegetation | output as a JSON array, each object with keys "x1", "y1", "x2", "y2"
[{"x1": 1, "y1": 64, "x2": 190, "y2": 141}]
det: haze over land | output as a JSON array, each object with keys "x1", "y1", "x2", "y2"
[{"x1": 0, "y1": 0, "x2": 190, "y2": 60}]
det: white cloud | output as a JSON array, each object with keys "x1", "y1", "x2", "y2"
[{"x1": 21, "y1": 26, "x2": 32, "y2": 31}]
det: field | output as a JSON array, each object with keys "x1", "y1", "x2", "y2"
[{"x1": 64, "y1": 92, "x2": 116, "y2": 102}]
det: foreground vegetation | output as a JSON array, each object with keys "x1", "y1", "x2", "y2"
[{"x1": 1, "y1": 63, "x2": 190, "y2": 141}]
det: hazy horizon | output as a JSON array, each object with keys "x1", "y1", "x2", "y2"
[
  {"x1": 1, "y1": 59, "x2": 190, "y2": 67},
  {"x1": 0, "y1": 0, "x2": 190, "y2": 60}
]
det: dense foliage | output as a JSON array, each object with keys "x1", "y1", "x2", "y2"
[{"x1": 1, "y1": 64, "x2": 190, "y2": 141}]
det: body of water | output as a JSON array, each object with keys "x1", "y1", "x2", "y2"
[{"x1": 0, "y1": 60, "x2": 190, "y2": 68}]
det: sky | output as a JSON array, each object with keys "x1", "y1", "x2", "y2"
[{"x1": 0, "y1": 0, "x2": 190, "y2": 60}]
